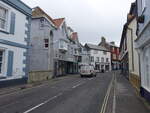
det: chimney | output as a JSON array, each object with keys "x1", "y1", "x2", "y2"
[
  {"x1": 101, "y1": 37, "x2": 106, "y2": 43},
  {"x1": 127, "y1": 13, "x2": 134, "y2": 22},
  {"x1": 110, "y1": 41, "x2": 115, "y2": 45}
]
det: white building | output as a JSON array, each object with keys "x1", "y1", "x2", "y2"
[
  {"x1": 135, "y1": 0, "x2": 150, "y2": 102},
  {"x1": 0, "y1": 0, "x2": 32, "y2": 83},
  {"x1": 85, "y1": 44, "x2": 111, "y2": 72}
]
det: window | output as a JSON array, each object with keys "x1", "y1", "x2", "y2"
[
  {"x1": 91, "y1": 56, "x2": 94, "y2": 62},
  {"x1": 113, "y1": 54, "x2": 117, "y2": 59},
  {"x1": 94, "y1": 50, "x2": 98, "y2": 54},
  {"x1": 62, "y1": 25, "x2": 66, "y2": 36},
  {"x1": 106, "y1": 58, "x2": 109, "y2": 62},
  {"x1": 40, "y1": 18, "x2": 44, "y2": 28},
  {"x1": 44, "y1": 39, "x2": 49, "y2": 48},
  {"x1": 101, "y1": 57, "x2": 104, "y2": 62},
  {"x1": 0, "y1": 6, "x2": 7, "y2": 30},
  {"x1": 74, "y1": 49, "x2": 77, "y2": 54},
  {"x1": 103, "y1": 51, "x2": 107, "y2": 55},
  {"x1": 0, "y1": 51, "x2": 3, "y2": 73},
  {"x1": 78, "y1": 56, "x2": 82, "y2": 62},
  {"x1": 112, "y1": 47, "x2": 114, "y2": 52},
  {"x1": 96, "y1": 57, "x2": 99, "y2": 62},
  {"x1": 59, "y1": 40, "x2": 68, "y2": 50}
]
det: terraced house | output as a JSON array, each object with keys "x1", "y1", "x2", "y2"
[
  {"x1": 98, "y1": 37, "x2": 120, "y2": 70},
  {"x1": 29, "y1": 7, "x2": 56, "y2": 82},
  {"x1": 30, "y1": 7, "x2": 80, "y2": 82},
  {"x1": 0, "y1": 0, "x2": 31, "y2": 85},
  {"x1": 135, "y1": 0, "x2": 150, "y2": 103},
  {"x1": 120, "y1": 2, "x2": 140, "y2": 92},
  {"x1": 85, "y1": 43, "x2": 111, "y2": 72}
]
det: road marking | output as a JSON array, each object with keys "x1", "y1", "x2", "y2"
[
  {"x1": 72, "y1": 82, "x2": 85, "y2": 89},
  {"x1": 88, "y1": 78, "x2": 93, "y2": 80},
  {"x1": 0, "y1": 83, "x2": 51, "y2": 98},
  {"x1": 23, "y1": 93, "x2": 62, "y2": 113},
  {"x1": 100, "y1": 73, "x2": 114, "y2": 113},
  {"x1": 113, "y1": 72, "x2": 116, "y2": 113},
  {"x1": 0, "y1": 75, "x2": 75, "y2": 98}
]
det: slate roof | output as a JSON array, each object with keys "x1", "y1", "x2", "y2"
[
  {"x1": 32, "y1": 7, "x2": 56, "y2": 26},
  {"x1": 85, "y1": 43, "x2": 110, "y2": 52}
]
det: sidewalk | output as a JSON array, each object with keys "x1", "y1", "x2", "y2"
[{"x1": 106, "y1": 71, "x2": 149, "y2": 113}]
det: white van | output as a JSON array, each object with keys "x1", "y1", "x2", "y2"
[{"x1": 80, "y1": 65, "x2": 96, "y2": 77}]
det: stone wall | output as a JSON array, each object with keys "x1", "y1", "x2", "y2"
[
  {"x1": 28, "y1": 70, "x2": 53, "y2": 83},
  {"x1": 129, "y1": 72, "x2": 141, "y2": 92}
]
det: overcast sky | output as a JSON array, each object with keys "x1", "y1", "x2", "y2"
[{"x1": 22, "y1": 0, "x2": 135, "y2": 46}]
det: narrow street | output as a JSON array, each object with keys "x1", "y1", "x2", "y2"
[
  {"x1": 0, "y1": 71, "x2": 149, "y2": 113},
  {"x1": 0, "y1": 72, "x2": 112, "y2": 113}
]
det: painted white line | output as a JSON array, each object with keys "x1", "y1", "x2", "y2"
[
  {"x1": 23, "y1": 93, "x2": 62, "y2": 113},
  {"x1": 113, "y1": 73, "x2": 116, "y2": 113},
  {"x1": 100, "y1": 73, "x2": 114, "y2": 113},
  {"x1": 88, "y1": 78, "x2": 93, "y2": 80},
  {"x1": 0, "y1": 83, "x2": 49, "y2": 98},
  {"x1": 72, "y1": 82, "x2": 85, "y2": 89}
]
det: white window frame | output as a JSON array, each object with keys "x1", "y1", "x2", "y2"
[
  {"x1": 0, "y1": 2, "x2": 9, "y2": 32},
  {"x1": 96, "y1": 57, "x2": 99, "y2": 62},
  {"x1": 101, "y1": 57, "x2": 104, "y2": 62},
  {"x1": 59, "y1": 40, "x2": 68, "y2": 50}
]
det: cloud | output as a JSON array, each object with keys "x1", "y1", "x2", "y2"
[{"x1": 22, "y1": 0, "x2": 135, "y2": 46}]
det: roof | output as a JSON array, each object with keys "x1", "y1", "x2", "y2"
[
  {"x1": 107, "y1": 42, "x2": 118, "y2": 47},
  {"x1": 119, "y1": 23, "x2": 128, "y2": 50},
  {"x1": 71, "y1": 32, "x2": 78, "y2": 41},
  {"x1": 2, "y1": 0, "x2": 32, "y2": 16},
  {"x1": 32, "y1": 7, "x2": 56, "y2": 26},
  {"x1": 85, "y1": 43, "x2": 110, "y2": 52},
  {"x1": 67, "y1": 26, "x2": 74, "y2": 32},
  {"x1": 53, "y1": 18, "x2": 65, "y2": 28},
  {"x1": 119, "y1": 2, "x2": 137, "y2": 50}
]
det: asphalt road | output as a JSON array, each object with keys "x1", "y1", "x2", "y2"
[{"x1": 0, "y1": 72, "x2": 113, "y2": 113}]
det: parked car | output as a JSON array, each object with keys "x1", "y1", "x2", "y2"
[{"x1": 80, "y1": 65, "x2": 96, "y2": 77}]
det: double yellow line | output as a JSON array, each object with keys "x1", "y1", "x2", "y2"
[{"x1": 100, "y1": 73, "x2": 115, "y2": 113}]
